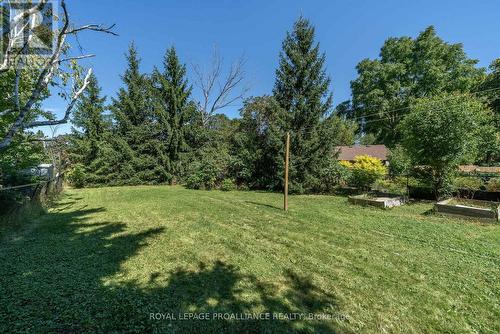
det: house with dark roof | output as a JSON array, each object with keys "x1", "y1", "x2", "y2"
[{"x1": 336, "y1": 145, "x2": 389, "y2": 164}]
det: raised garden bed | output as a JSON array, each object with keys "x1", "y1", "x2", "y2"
[
  {"x1": 348, "y1": 194, "x2": 406, "y2": 209},
  {"x1": 434, "y1": 199, "x2": 499, "y2": 222}
]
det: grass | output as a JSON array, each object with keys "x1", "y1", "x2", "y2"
[
  {"x1": 1, "y1": 186, "x2": 499, "y2": 333},
  {"x1": 447, "y1": 198, "x2": 499, "y2": 209}
]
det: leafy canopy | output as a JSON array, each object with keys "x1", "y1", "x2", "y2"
[
  {"x1": 351, "y1": 26, "x2": 484, "y2": 146},
  {"x1": 399, "y1": 93, "x2": 493, "y2": 197}
]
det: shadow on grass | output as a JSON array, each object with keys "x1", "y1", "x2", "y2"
[
  {"x1": 245, "y1": 200, "x2": 283, "y2": 211},
  {"x1": 0, "y1": 200, "x2": 343, "y2": 333}
]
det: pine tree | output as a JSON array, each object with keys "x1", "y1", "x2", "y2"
[
  {"x1": 71, "y1": 73, "x2": 108, "y2": 163},
  {"x1": 110, "y1": 43, "x2": 170, "y2": 184},
  {"x1": 232, "y1": 96, "x2": 287, "y2": 190},
  {"x1": 151, "y1": 47, "x2": 194, "y2": 181},
  {"x1": 111, "y1": 43, "x2": 149, "y2": 136},
  {"x1": 273, "y1": 16, "x2": 337, "y2": 192}
]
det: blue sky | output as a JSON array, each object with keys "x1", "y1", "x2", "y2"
[{"x1": 41, "y1": 0, "x2": 500, "y2": 136}]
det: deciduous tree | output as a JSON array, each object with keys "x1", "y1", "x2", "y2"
[
  {"x1": 351, "y1": 26, "x2": 484, "y2": 146},
  {"x1": 399, "y1": 93, "x2": 492, "y2": 198}
]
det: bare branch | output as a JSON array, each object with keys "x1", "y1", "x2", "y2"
[
  {"x1": 28, "y1": 138, "x2": 57, "y2": 142},
  {"x1": 0, "y1": 0, "x2": 116, "y2": 149},
  {"x1": 24, "y1": 68, "x2": 93, "y2": 128},
  {"x1": 0, "y1": 0, "x2": 49, "y2": 72},
  {"x1": 66, "y1": 23, "x2": 118, "y2": 36},
  {"x1": 193, "y1": 47, "x2": 247, "y2": 126},
  {"x1": 14, "y1": 67, "x2": 21, "y2": 110},
  {"x1": 56, "y1": 54, "x2": 96, "y2": 64}
]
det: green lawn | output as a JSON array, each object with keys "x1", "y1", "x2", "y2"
[{"x1": 1, "y1": 186, "x2": 499, "y2": 333}]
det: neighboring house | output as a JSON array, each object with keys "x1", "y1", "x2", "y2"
[{"x1": 336, "y1": 145, "x2": 389, "y2": 165}]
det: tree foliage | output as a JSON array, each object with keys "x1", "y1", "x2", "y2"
[
  {"x1": 109, "y1": 43, "x2": 171, "y2": 184},
  {"x1": 70, "y1": 73, "x2": 109, "y2": 171},
  {"x1": 151, "y1": 47, "x2": 196, "y2": 181},
  {"x1": 480, "y1": 59, "x2": 500, "y2": 119},
  {"x1": 231, "y1": 96, "x2": 286, "y2": 190},
  {"x1": 399, "y1": 93, "x2": 492, "y2": 198},
  {"x1": 351, "y1": 26, "x2": 485, "y2": 146},
  {"x1": 347, "y1": 156, "x2": 387, "y2": 190},
  {"x1": 57, "y1": 20, "x2": 495, "y2": 195},
  {"x1": 273, "y1": 16, "x2": 354, "y2": 193}
]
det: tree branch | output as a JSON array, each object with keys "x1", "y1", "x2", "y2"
[
  {"x1": 0, "y1": 0, "x2": 49, "y2": 72},
  {"x1": 66, "y1": 24, "x2": 118, "y2": 36},
  {"x1": 0, "y1": 0, "x2": 116, "y2": 149},
  {"x1": 193, "y1": 47, "x2": 247, "y2": 126},
  {"x1": 56, "y1": 54, "x2": 96, "y2": 64},
  {"x1": 24, "y1": 68, "x2": 93, "y2": 128}
]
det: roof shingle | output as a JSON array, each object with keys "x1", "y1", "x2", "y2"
[{"x1": 336, "y1": 145, "x2": 388, "y2": 161}]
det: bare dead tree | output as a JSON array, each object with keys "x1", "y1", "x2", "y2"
[
  {"x1": 0, "y1": 0, "x2": 117, "y2": 149},
  {"x1": 193, "y1": 47, "x2": 248, "y2": 126}
]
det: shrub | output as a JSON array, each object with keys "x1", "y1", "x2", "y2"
[
  {"x1": 316, "y1": 161, "x2": 352, "y2": 193},
  {"x1": 453, "y1": 176, "x2": 484, "y2": 199},
  {"x1": 67, "y1": 164, "x2": 87, "y2": 188},
  {"x1": 0, "y1": 190, "x2": 29, "y2": 215},
  {"x1": 339, "y1": 160, "x2": 352, "y2": 169},
  {"x1": 185, "y1": 162, "x2": 219, "y2": 190},
  {"x1": 486, "y1": 178, "x2": 500, "y2": 192},
  {"x1": 185, "y1": 173, "x2": 204, "y2": 190},
  {"x1": 373, "y1": 179, "x2": 406, "y2": 195},
  {"x1": 237, "y1": 183, "x2": 250, "y2": 191},
  {"x1": 220, "y1": 179, "x2": 236, "y2": 191},
  {"x1": 350, "y1": 155, "x2": 387, "y2": 190}
]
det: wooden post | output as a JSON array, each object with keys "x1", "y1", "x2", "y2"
[{"x1": 284, "y1": 132, "x2": 290, "y2": 211}]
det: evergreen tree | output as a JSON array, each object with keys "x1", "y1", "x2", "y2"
[
  {"x1": 71, "y1": 73, "x2": 108, "y2": 164},
  {"x1": 232, "y1": 96, "x2": 287, "y2": 190},
  {"x1": 110, "y1": 43, "x2": 170, "y2": 184},
  {"x1": 111, "y1": 43, "x2": 150, "y2": 136},
  {"x1": 151, "y1": 47, "x2": 194, "y2": 181},
  {"x1": 273, "y1": 16, "x2": 339, "y2": 193}
]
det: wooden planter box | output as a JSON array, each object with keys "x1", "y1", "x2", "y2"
[
  {"x1": 348, "y1": 194, "x2": 405, "y2": 209},
  {"x1": 434, "y1": 199, "x2": 499, "y2": 222}
]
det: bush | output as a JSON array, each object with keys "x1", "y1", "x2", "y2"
[
  {"x1": 220, "y1": 179, "x2": 236, "y2": 191},
  {"x1": 185, "y1": 173, "x2": 203, "y2": 190},
  {"x1": 185, "y1": 162, "x2": 219, "y2": 190},
  {"x1": 453, "y1": 176, "x2": 484, "y2": 199},
  {"x1": 373, "y1": 179, "x2": 406, "y2": 195},
  {"x1": 410, "y1": 165, "x2": 455, "y2": 200},
  {"x1": 453, "y1": 177, "x2": 484, "y2": 190},
  {"x1": 237, "y1": 183, "x2": 250, "y2": 191},
  {"x1": 350, "y1": 155, "x2": 387, "y2": 190},
  {"x1": 67, "y1": 164, "x2": 87, "y2": 188},
  {"x1": 316, "y1": 161, "x2": 352, "y2": 193},
  {"x1": 486, "y1": 178, "x2": 500, "y2": 192}
]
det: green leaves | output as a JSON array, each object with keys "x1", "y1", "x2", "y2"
[
  {"x1": 351, "y1": 26, "x2": 485, "y2": 146},
  {"x1": 399, "y1": 93, "x2": 492, "y2": 198}
]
